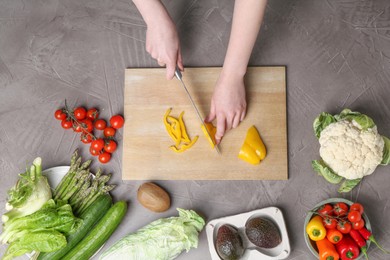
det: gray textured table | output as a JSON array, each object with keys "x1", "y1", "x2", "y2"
[{"x1": 1, "y1": 0, "x2": 390, "y2": 259}]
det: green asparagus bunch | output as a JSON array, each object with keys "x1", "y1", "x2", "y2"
[{"x1": 54, "y1": 150, "x2": 115, "y2": 216}]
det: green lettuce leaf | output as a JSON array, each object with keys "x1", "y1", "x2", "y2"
[
  {"x1": 381, "y1": 136, "x2": 390, "y2": 165},
  {"x1": 312, "y1": 160, "x2": 343, "y2": 184},
  {"x1": 313, "y1": 112, "x2": 336, "y2": 138},
  {"x1": 99, "y1": 208, "x2": 205, "y2": 260},
  {"x1": 338, "y1": 178, "x2": 362, "y2": 193}
]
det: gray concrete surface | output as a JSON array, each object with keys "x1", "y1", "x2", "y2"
[{"x1": 1, "y1": 0, "x2": 390, "y2": 259}]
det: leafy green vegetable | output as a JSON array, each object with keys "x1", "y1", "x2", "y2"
[
  {"x1": 313, "y1": 112, "x2": 337, "y2": 138},
  {"x1": 2, "y1": 157, "x2": 52, "y2": 223},
  {"x1": 312, "y1": 160, "x2": 343, "y2": 184},
  {"x1": 338, "y1": 178, "x2": 362, "y2": 193},
  {"x1": 334, "y1": 109, "x2": 376, "y2": 130},
  {"x1": 99, "y1": 208, "x2": 205, "y2": 260},
  {"x1": 381, "y1": 136, "x2": 390, "y2": 165}
]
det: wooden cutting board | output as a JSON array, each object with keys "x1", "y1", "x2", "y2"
[{"x1": 122, "y1": 67, "x2": 287, "y2": 180}]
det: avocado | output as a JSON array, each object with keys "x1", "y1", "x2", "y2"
[
  {"x1": 245, "y1": 217, "x2": 282, "y2": 248},
  {"x1": 215, "y1": 224, "x2": 244, "y2": 260}
]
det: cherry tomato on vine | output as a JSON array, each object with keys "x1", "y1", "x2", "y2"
[
  {"x1": 337, "y1": 220, "x2": 352, "y2": 234},
  {"x1": 317, "y1": 204, "x2": 333, "y2": 216},
  {"x1": 89, "y1": 146, "x2": 100, "y2": 156},
  {"x1": 352, "y1": 219, "x2": 365, "y2": 230},
  {"x1": 80, "y1": 119, "x2": 94, "y2": 133},
  {"x1": 348, "y1": 210, "x2": 362, "y2": 223},
  {"x1": 104, "y1": 140, "x2": 117, "y2": 153},
  {"x1": 104, "y1": 127, "x2": 116, "y2": 137},
  {"x1": 87, "y1": 108, "x2": 99, "y2": 120},
  {"x1": 81, "y1": 133, "x2": 93, "y2": 144},
  {"x1": 98, "y1": 152, "x2": 111, "y2": 164},
  {"x1": 334, "y1": 202, "x2": 349, "y2": 216},
  {"x1": 94, "y1": 119, "x2": 107, "y2": 130},
  {"x1": 74, "y1": 107, "x2": 87, "y2": 120},
  {"x1": 323, "y1": 216, "x2": 337, "y2": 229},
  {"x1": 350, "y1": 203, "x2": 364, "y2": 215},
  {"x1": 55, "y1": 109, "x2": 67, "y2": 120},
  {"x1": 110, "y1": 115, "x2": 124, "y2": 129},
  {"x1": 61, "y1": 119, "x2": 73, "y2": 129},
  {"x1": 91, "y1": 139, "x2": 105, "y2": 151},
  {"x1": 73, "y1": 124, "x2": 83, "y2": 133}
]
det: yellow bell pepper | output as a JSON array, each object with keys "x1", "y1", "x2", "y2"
[
  {"x1": 170, "y1": 136, "x2": 199, "y2": 153},
  {"x1": 306, "y1": 215, "x2": 327, "y2": 241},
  {"x1": 238, "y1": 125, "x2": 267, "y2": 165},
  {"x1": 201, "y1": 122, "x2": 217, "y2": 148}
]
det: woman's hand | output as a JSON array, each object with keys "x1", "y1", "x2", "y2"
[{"x1": 205, "y1": 71, "x2": 247, "y2": 144}]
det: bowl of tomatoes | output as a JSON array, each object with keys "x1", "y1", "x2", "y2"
[{"x1": 304, "y1": 198, "x2": 372, "y2": 260}]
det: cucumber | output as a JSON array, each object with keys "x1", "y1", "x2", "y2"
[
  {"x1": 37, "y1": 194, "x2": 112, "y2": 260},
  {"x1": 62, "y1": 201, "x2": 127, "y2": 260}
]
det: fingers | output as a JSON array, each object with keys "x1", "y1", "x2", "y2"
[
  {"x1": 215, "y1": 117, "x2": 226, "y2": 145},
  {"x1": 177, "y1": 48, "x2": 184, "y2": 72},
  {"x1": 205, "y1": 102, "x2": 216, "y2": 123},
  {"x1": 165, "y1": 60, "x2": 176, "y2": 80},
  {"x1": 232, "y1": 113, "x2": 241, "y2": 129}
]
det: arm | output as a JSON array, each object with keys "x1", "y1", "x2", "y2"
[
  {"x1": 132, "y1": 0, "x2": 183, "y2": 79},
  {"x1": 206, "y1": 0, "x2": 267, "y2": 144}
]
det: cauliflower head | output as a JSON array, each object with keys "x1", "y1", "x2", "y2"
[{"x1": 319, "y1": 120, "x2": 384, "y2": 179}]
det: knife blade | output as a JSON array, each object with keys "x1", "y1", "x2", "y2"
[{"x1": 174, "y1": 68, "x2": 221, "y2": 155}]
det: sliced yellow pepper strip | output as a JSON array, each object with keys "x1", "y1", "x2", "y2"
[
  {"x1": 238, "y1": 125, "x2": 267, "y2": 165},
  {"x1": 170, "y1": 136, "x2": 199, "y2": 153},
  {"x1": 163, "y1": 108, "x2": 180, "y2": 146},
  {"x1": 179, "y1": 111, "x2": 191, "y2": 143},
  {"x1": 201, "y1": 122, "x2": 217, "y2": 148}
]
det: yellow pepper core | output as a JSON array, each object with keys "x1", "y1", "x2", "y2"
[
  {"x1": 238, "y1": 125, "x2": 267, "y2": 165},
  {"x1": 306, "y1": 215, "x2": 327, "y2": 241},
  {"x1": 201, "y1": 122, "x2": 217, "y2": 148},
  {"x1": 163, "y1": 108, "x2": 198, "y2": 153}
]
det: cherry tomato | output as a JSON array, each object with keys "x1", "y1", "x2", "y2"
[
  {"x1": 317, "y1": 204, "x2": 333, "y2": 216},
  {"x1": 334, "y1": 202, "x2": 349, "y2": 216},
  {"x1": 80, "y1": 119, "x2": 94, "y2": 133},
  {"x1": 55, "y1": 109, "x2": 67, "y2": 120},
  {"x1": 104, "y1": 127, "x2": 116, "y2": 137},
  {"x1": 323, "y1": 216, "x2": 337, "y2": 229},
  {"x1": 74, "y1": 107, "x2": 87, "y2": 120},
  {"x1": 337, "y1": 220, "x2": 352, "y2": 234},
  {"x1": 73, "y1": 123, "x2": 83, "y2": 133},
  {"x1": 94, "y1": 119, "x2": 107, "y2": 130},
  {"x1": 350, "y1": 203, "x2": 364, "y2": 215},
  {"x1": 87, "y1": 108, "x2": 99, "y2": 120},
  {"x1": 110, "y1": 115, "x2": 124, "y2": 129},
  {"x1": 104, "y1": 140, "x2": 117, "y2": 153},
  {"x1": 89, "y1": 146, "x2": 100, "y2": 156},
  {"x1": 91, "y1": 139, "x2": 105, "y2": 151},
  {"x1": 352, "y1": 219, "x2": 365, "y2": 230},
  {"x1": 80, "y1": 133, "x2": 93, "y2": 144},
  {"x1": 98, "y1": 152, "x2": 111, "y2": 164},
  {"x1": 348, "y1": 210, "x2": 362, "y2": 223},
  {"x1": 61, "y1": 119, "x2": 73, "y2": 129}
]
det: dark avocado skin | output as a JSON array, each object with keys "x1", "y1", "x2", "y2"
[
  {"x1": 216, "y1": 224, "x2": 244, "y2": 260},
  {"x1": 245, "y1": 217, "x2": 282, "y2": 248}
]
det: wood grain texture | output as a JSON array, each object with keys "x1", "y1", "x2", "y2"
[{"x1": 122, "y1": 67, "x2": 287, "y2": 180}]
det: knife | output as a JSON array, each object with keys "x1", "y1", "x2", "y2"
[{"x1": 174, "y1": 68, "x2": 221, "y2": 155}]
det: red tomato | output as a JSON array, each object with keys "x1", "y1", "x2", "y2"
[
  {"x1": 348, "y1": 210, "x2": 362, "y2": 223},
  {"x1": 334, "y1": 202, "x2": 349, "y2": 216},
  {"x1": 350, "y1": 203, "x2": 364, "y2": 215},
  {"x1": 104, "y1": 127, "x2": 116, "y2": 137},
  {"x1": 81, "y1": 119, "x2": 94, "y2": 133},
  {"x1": 80, "y1": 133, "x2": 93, "y2": 144},
  {"x1": 89, "y1": 146, "x2": 100, "y2": 156},
  {"x1": 337, "y1": 220, "x2": 352, "y2": 234},
  {"x1": 91, "y1": 139, "x2": 105, "y2": 151},
  {"x1": 98, "y1": 152, "x2": 111, "y2": 164},
  {"x1": 87, "y1": 108, "x2": 99, "y2": 120},
  {"x1": 94, "y1": 119, "x2": 107, "y2": 130},
  {"x1": 318, "y1": 204, "x2": 333, "y2": 216},
  {"x1": 74, "y1": 107, "x2": 87, "y2": 120},
  {"x1": 104, "y1": 140, "x2": 117, "y2": 153},
  {"x1": 73, "y1": 123, "x2": 83, "y2": 133},
  {"x1": 323, "y1": 216, "x2": 337, "y2": 229},
  {"x1": 61, "y1": 119, "x2": 73, "y2": 129},
  {"x1": 352, "y1": 219, "x2": 365, "y2": 230},
  {"x1": 110, "y1": 115, "x2": 124, "y2": 129},
  {"x1": 55, "y1": 109, "x2": 67, "y2": 120}
]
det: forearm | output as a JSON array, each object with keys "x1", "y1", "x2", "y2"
[
  {"x1": 132, "y1": 0, "x2": 171, "y2": 27},
  {"x1": 222, "y1": 0, "x2": 267, "y2": 77}
]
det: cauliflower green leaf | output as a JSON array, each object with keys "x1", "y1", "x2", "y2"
[
  {"x1": 313, "y1": 112, "x2": 337, "y2": 138},
  {"x1": 381, "y1": 136, "x2": 390, "y2": 165},
  {"x1": 312, "y1": 160, "x2": 343, "y2": 184}
]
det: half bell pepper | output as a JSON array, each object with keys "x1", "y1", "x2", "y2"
[
  {"x1": 306, "y1": 215, "x2": 327, "y2": 241},
  {"x1": 201, "y1": 122, "x2": 217, "y2": 148},
  {"x1": 238, "y1": 125, "x2": 267, "y2": 165},
  {"x1": 336, "y1": 235, "x2": 360, "y2": 260}
]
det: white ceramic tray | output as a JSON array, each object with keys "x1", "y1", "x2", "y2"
[{"x1": 206, "y1": 207, "x2": 290, "y2": 260}]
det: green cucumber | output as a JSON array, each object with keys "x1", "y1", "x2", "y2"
[
  {"x1": 62, "y1": 201, "x2": 127, "y2": 260},
  {"x1": 37, "y1": 194, "x2": 112, "y2": 260}
]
